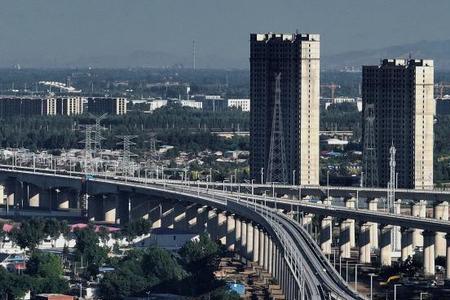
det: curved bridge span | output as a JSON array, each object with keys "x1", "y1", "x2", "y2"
[{"x1": 0, "y1": 166, "x2": 362, "y2": 300}]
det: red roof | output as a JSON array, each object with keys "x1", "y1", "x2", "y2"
[{"x1": 2, "y1": 223, "x2": 14, "y2": 233}]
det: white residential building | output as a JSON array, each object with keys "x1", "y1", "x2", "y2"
[{"x1": 228, "y1": 99, "x2": 250, "y2": 111}]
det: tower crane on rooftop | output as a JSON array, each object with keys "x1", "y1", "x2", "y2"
[{"x1": 321, "y1": 83, "x2": 341, "y2": 103}]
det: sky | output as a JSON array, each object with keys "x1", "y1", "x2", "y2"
[{"x1": 1, "y1": 0, "x2": 450, "y2": 68}]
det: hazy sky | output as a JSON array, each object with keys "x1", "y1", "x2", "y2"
[{"x1": 1, "y1": 0, "x2": 450, "y2": 67}]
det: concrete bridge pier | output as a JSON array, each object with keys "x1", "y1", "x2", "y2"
[
  {"x1": 205, "y1": 208, "x2": 218, "y2": 239},
  {"x1": 320, "y1": 216, "x2": 333, "y2": 255},
  {"x1": 184, "y1": 203, "x2": 198, "y2": 231},
  {"x1": 103, "y1": 194, "x2": 118, "y2": 223},
  {"x1": 268, "y1": 237, "x2": 274, "y2": 274},
  {"x1": 5, "y1": 179, "x2": 20, "y2": 207},
  {"x1": 411, "y1": 200, "x2": 427, "y2": 248},
  {"x1": 279, "y1": 257, "x2": 286, "y2": 294},
  {"x1": 380, "y1": 225, "x2": 392, "y2": 266},
  {"x1": 246, "y1": 222, "x2": 254, "y2": 260},
  {"x1": 160, "y1": 201, "x2": 176, "y2": 228},
  {"x1": 39, "y1": 189, "x2": 52, "y2": 209},
  {"x1": 131, "y1": 196, "x2": 171, "y2": 225},
  {"x1": 57, "y1": 189, "x2": 77, "y2": 209},
  {"x1": 252, "y1": 225, "x2": 259, "y2": 263},
  {"x1": 359, "y1": 223, "x2": 371, "y2": 264},
  {"x1": 27, "y1": 184, "x2": 40, "y2": 208},
  {"x1": 423, "y1": 230, "x2": 435, "y2": 277},
  {"x1": 87, "y1": 194, "x2": 101, "y2": 221},
  {"x1": 130, "y1": 196, "x2": 151, "y2": 220},
  {"x1": 344, "y1": 197, "x2": 356, "y2": 248},
  {"x1": 0, "y1": 184, "x2": 4, "y2": 205},
  {"x1": 258, "y1": 229, "x2": 265, "y2": 267},
  {"x1": 263, "y1": 232, "x2": 269, "y2": 271},
  {"x1": 273, "y1": 246, "x2": 280, "y2": 280},
  {"x1": 116, "y1": 192, "x2": 131, "y2": 225},
  {"x1": 393, "y1": 199, "x2": 402, "y2": 251},
  {"x1": 217, "y1": 211, "x2": 227, "y2": 246},
  {"x1": 401, "y1": 228, "x2": 413, "y2": 261},
  {"x1": 173, "y1": 202, "x2": 189, "y2": 231},
  {"x1": 196, "y1": 206, "x2": 209, "y2": 232},
  {"x1": 446, "y1": 234, "x2": 450, "y2": 280},
  {"x1": 240, "y1": 220, "x2": 247, "y2": 261},
  {"x1": 434, "y1": 201, "x2": 449, "y2": 258},
  {"x1": 340, "y1": 220, "x2": 351, "y2": 259},
  {"x1": 226, "y1": 214, "x2": 236, "y2": 252},
  {"x1": 235, "y1": 218, "x2": 242, "y2": 255},
  {"x1": 367, "y1": 198, "x2": 379, "y2": 249},
  {"x1": 148, "y1": 201, "x2": 164, "y2": 228}
]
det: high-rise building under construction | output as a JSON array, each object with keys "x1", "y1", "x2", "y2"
[
  {"x1": 362, "y1": 59, "x2": 435, "y2": 189},
  {"x1": 250, "y1": 33, "x2": 320, "y2": 185}
]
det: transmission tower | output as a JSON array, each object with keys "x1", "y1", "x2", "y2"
[
  {"x1": 79, "y1": 125, "x2": 95, "y2": 174},
  {"x1": 117, "y1": 135, "x2": 137, "y2": 176},
  {"x1": 91, "y1": 113, "x2": 108, "y2": 154},
  {"x1": 146, "y1": 133, "x2": 160, "y2": 168},
  {"x1": 267, "y1": 73, "x2": 287, "y2": 183},
  {"x1": 362, "y1": 103, "x2": 378, "y2": 187}
]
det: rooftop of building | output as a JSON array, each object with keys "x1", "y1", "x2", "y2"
[
  {"x1": 364, "y1": 59, "x2": 434, "y2": 68},
  {"x1": 251, "y1": 32, "x2": 320, "y2": 42}
]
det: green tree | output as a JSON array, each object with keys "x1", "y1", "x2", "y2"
[
  {"x1": 25, "y1": 252, "x2": 69, "y2": 295},
  {"x1": 0, "y1": 267, "x2": 32, "y2": 299},
  {"x1": 141, "y1": 247, "x2": 185, "y2": 284},
  {"x1": 11, "y1": 218, "x2": 46, "y2": 250},
  {"x1": 74, "y1": 226, "x2": 108, "y2": 274},
  {"x1": 26, "y1": 252, "x2": 63, "y2": 278},
  {"x1": 99, "y1": 257, "x2": 149, "y2": 299},
  {"x1": 43, "y1": 218, "x2": 63, "y2": 239},
  {"x1": 179, "y1": 233, "x2": 221, "y2": 295}
]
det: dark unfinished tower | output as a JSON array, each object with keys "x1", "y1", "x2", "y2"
[
  {"x1": 250, "y1": 33, "x2": 320, "y2": 185},
  {"x1": 362, "y1": 59, "x2": 434, "y2": 189}
]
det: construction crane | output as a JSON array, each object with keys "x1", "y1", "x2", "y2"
[
  {"x1": 321, "y1": 83, "x2": 341, "y2": 103},
  {"x1": 436, "y1": 82, "x2": 450, "y2": 99}
]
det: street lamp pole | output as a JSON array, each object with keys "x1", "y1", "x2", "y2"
[
  {"x1": 369, "y1": 273, "x2": 376, "y2": 300},
  {"x1": 260, "y1": 167, "x2": 264, "y2": 184},
  {"x1": 345, "y1": 260, "x2": 349, "y2": 282},
  {"x1": 292, "y1": 170, "x2": 296, "y2": 186},
  {"x1": 327, "y1": 170, "x2": 330, "y2": 198},
  {"x1": 360, "y1": 171, "x2": 364, "y2": 187},
  {"x1": 393, "y1": 284, "x2": 401, "y2": 300}
]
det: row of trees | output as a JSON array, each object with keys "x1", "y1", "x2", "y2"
[
  {"x1": 7, "y1": 218, "x2": 70, "y2": 251},
  {"x1": 0, "y1": 105, "x2": 249, "y2": 153}
]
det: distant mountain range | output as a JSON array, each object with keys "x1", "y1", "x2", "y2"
[
  {"x1": 322, "y1": 39, "x2": 450, "y2": 71},
  {"x1": 2, "y1": 39, "x2": 450, "y2": 70},
  {"x1": 65, "y1": 39, "x2": 450, "y2": 70}
]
